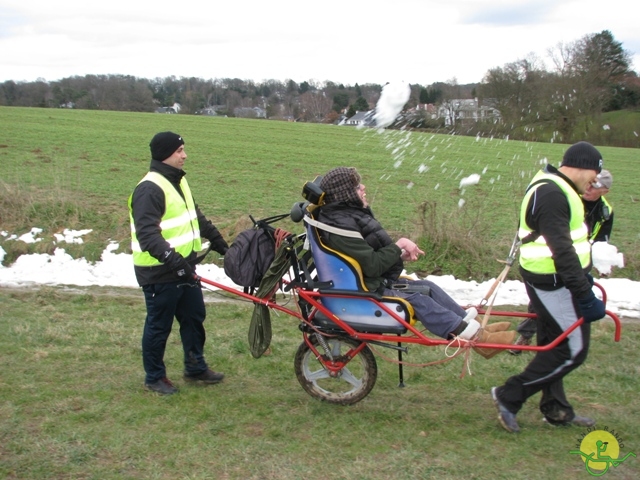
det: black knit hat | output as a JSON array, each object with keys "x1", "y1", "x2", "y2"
[
  {"x1": 560, "y1": 141, "x2": 603, "y2": 173},
  {"x1": 150, "y1": 131, "x2": 184, "y2": 161},
  {"x1": 320, "y1": 167, "x2": 363, "y2": 206}
]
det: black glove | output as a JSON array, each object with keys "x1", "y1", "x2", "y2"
[
  {"x1": 208, "y1": 233, "x2": 229, "y2": 255},
  {"x1": 163, "y1": 250, "x2": 196, "y2": 281},
  {"x1": 577, "y1": 291, "x2": 606, "y2": 323}
]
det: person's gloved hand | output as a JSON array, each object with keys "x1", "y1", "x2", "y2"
[
  {"x1": 164, "y1": 250, "x2": 196, "y2": 281},
  {"x1": 577, "y1": 291, "x2": 606, "y2": 323},
  {"x1": 208, "y1": 234, "x2": 230, "y2": 255}
]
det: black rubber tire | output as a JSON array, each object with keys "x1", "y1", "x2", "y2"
[{"x1": 294, "y1": 335, "x2": 377, "y2": 405}]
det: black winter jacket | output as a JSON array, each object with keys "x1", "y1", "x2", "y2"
[
  {"x1": 315, "y1": 202, "x2": 403, "y2": 291},
  {"x1": 130, "y1": 161, "x2": 228, "y2": 286},
  {"x1": 583, "y1": 197, "x2": 614, "y2": 242},
  {"x1": 519, "y1": 165, "x2": 592, "y2": 300}
]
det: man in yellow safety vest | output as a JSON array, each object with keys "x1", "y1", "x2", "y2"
[
  {"x1": 129, "y1": 132, "x2": 229, "y2": 395},
  {"x1": 491, "y1": 141, "x2": 606, "y2": 433}
]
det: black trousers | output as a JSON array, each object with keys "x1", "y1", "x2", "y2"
[
  {"x1": 496, "y1": 283, "x2": 591, "y2": 423},
  {"x1": 141, "y1": 281, "x2": 209, "y2": 383}
]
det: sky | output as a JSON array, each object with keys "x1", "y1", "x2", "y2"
[
  {"x1": 1, "y1": 0, "x2": 638, "y2": 86},
  {"x1": 1, "y1": 228, "x2": 638, "y2": 321}
]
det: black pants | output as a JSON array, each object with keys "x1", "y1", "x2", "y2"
[
  {"x1": 141, "y1": 281, "x2": 209, "y2": 383},
  {"x1": 495, "y1": 283, "x2": 591, "y2": 423},
  {"x1": 515, "y1": 303, "x2": 537, "y2": 339}
]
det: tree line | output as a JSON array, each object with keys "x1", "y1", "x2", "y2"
[
  {"x1": 0, "y1": 73, "x2": 452, "y2": 121},
  {"x1": 476, "y1": 30, "x2": 639, "y2": 144},
  {"x1": 1, "y1": 30, "x2": 637, "y2": 145}
]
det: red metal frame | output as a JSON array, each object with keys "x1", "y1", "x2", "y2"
[{"x1": 198, "y1": 276, "x2": 622, "y2": 355}]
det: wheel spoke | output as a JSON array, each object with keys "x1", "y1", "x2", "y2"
[
  {"x1": 339, "y1": 367, "x2": 362, "y2": 388},
  {"x1": 305, "y1": 365, "x2": 330, "y2": 381}
]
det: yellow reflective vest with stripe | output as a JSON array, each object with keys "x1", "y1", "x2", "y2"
[
  {"x1": 518, "y1": 171, "x2": 591, "y2": 274},
  {"x1": 129, "y1": 172, "x2": 201, "y2": 267},
  {"x1": 589, "y1": 196, "x2": 612, "y2": 242}
]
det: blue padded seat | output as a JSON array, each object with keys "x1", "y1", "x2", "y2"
[{"x1": 304, "y1": 216, "x2": 413, "y2": 334}]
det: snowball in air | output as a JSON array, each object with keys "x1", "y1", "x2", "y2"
[
  {"x1": 459, "y1": 174, "x2": 480, "y2": 188},
  {"x1": 374, "y1": 82, "x2": 410, "y2": 129}
]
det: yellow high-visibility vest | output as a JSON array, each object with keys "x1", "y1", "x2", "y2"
[
  {"x1": 589, "y1": 196, "x2": 612, "y2": 242},
  {"x1": 129, "y1": 172, "x2": 201, "y2": 267},
  {"x1": 519, "y1": 171, "x2": 590, "y2": 274}
]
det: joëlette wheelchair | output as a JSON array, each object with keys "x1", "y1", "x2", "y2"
[{"x1": 199, "y1": 204, "x2": 622, "y2": 406}]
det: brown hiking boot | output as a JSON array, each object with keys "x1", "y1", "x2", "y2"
[
  {"x1": 474, "y1": 329, "x2": 517, "y2": 359},
  {"x1": 484, "y1": 322, "x2": 511, "y2": 333}
]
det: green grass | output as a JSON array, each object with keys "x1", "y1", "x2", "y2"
[
  {"x1": 1, "y1": 108, "x2": 639, "y2": 478},
  {"x1": 1, "y1": 106, "x2": 639, "y2": 280},
  {"x1": 1, "y1": 288, "x2": 638, "y2": 479},
  {"x1": 588, "y1": 110, "x2": 640, "y2": 148}
]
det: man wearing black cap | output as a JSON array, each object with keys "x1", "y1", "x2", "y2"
[
  {"x1": 129, "y1": 131, "x2": 229, "y2": 395},
  {"x1": 491, "y1": 141, "x2": 607, "y2": 432},
  {"x1": 509, "y1": 169, "x2": 613, "y2": 355},
  {"x1": 510, "y1": 168, "x2": 615, "y2": 353}
]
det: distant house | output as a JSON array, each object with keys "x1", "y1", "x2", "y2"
[
  {"x1": 341, "y1": 110, "x2": 375, "y2": 127},
  {"x1": 155, "y1": 106, "x2": 177, "y2": 114},
  {"x1": 233, "y1": 106, "x2": 267, "y2": 119},
  {"x1": 197, "y1": 107, "x2": 217, "y2": 116},
  {"x1": 155, "y1": 102, "x2": 181, "y2": 114},
  {"x1": 408, "y1": 103, "x2": 438, "y2": 118},
  {"x1": 438, "y1": 99, "x2": 501, "y2": 126},
  {"x1": 333, "y1": 114, "x2": 348, "y2": 125}
]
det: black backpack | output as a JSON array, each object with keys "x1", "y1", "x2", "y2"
[{"x1": 223, "y1": 214, "x2": 288, "y2": 288}]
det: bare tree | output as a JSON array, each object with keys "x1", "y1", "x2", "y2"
[
  {"x1": 546, "y1": 31, "x2": 633, "y2": 139},
  {"x1": 438, "y1": 78, "x2": 465, "y2": 127},
  {"x1": 479, "y1": 55, "x2": 547, "y2": 133},
  {"x1": 299, "y1": 91, "x2": 332, "y2": 122}
]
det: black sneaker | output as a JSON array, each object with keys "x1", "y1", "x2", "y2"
[
  {"x1": 184, "y1": 368, "x2": 225, "y2": 384},
  {"x1": 571, "y1": 415, "x2": 596, "y2": 427},
  {"x1": 491, "y1": 387, "x2": 520, "y2": 433},
  {"x1": 508, "y1": 335, "x2": 532, "y2": 356},
  {"x1": 145, "y1": 377, "x2": 178, "y2": 395},
  {"x1": 543, "y1": 415, "x2": 596, "y2": 427}
]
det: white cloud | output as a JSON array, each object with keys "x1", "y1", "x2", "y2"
[{"x1": 0, "y1": 0, "x2": 637, "y2": 85}]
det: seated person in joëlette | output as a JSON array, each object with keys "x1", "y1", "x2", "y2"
[{"x1": 312, "y1": 167, "x2": 516, "y2": 358}]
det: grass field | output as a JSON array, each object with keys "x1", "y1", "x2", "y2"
[
  {"x1": 1, "y1": 288, "x2": 638, "y2": 480},
  {"x1": 1, "y1": 107, "x2": 639, "y2": 479},
  {"x1": 1, "y1": 106, "x2": 639, "y2": 280}
]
